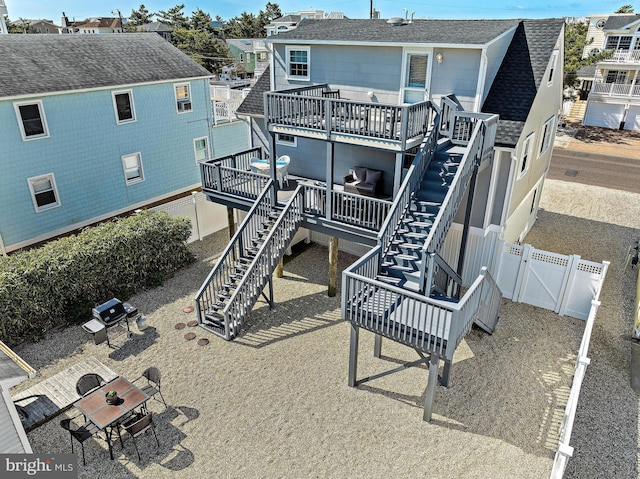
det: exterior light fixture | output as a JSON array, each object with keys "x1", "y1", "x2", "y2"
[{"x1": 436, "y1": 52, "x2": 444, "y2": 64}]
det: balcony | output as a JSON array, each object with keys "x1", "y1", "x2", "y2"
[
  {"x1": 199, "y1": 147, "x2": 393, "y2": 244},
  {"x1": 265, "y1": 85, "x2": 435, "y2": 152},
  {"x1": 590, "y1": 81, "x2": 640, "y2": 99},
  {"x1": 601, "y1": 49, "x2": 640, "y2": 64}
]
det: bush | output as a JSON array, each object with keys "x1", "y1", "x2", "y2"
[{"x1": 0, "y1": 211, "x2": 194, "y2": 345}]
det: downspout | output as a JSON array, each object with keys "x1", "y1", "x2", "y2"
[
  {"x1": 474, "y1": 49, "x2": 489, "y2": 112},
  {"x1": 499, "y1": 148, "x2": 518, "y2": 233}
]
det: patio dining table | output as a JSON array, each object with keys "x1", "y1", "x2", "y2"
[
  {"x1": 74, "y1": 376, "x2": 149, "y2": 460},
  {"x1": 249, "y1": 158, "x2": 289, "y2": 187}
]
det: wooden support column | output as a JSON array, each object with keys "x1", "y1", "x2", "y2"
[
  {"x1": 348, "y1": 323, "x2": 359, "y2": 387},
  {"x1": 373, "y1": 334, "x2": 382, "y2": 358},
  {"x1": 325, "y1": 142, "x2": 334, "y2": 220},
  {"x1": 275, "y1": 257, "x2": 284, "y2": 278},
  {"x1": 393, "y1": 152, "x2": 404, "y2": 195},
  {"x1": 328, "y1": 236, "x2": 339, "y2": 297},
  {"x1": 423, "y1": 354, "x2": 440, "y2": 422},
  {"x1": 226, "y1": 206, "x2": 236, "y2": 239}
]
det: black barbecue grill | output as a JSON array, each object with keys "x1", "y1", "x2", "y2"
[{"x1": 83, "y1": 298, "x2": 137, "y2": 347}]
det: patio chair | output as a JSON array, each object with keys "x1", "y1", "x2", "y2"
[
  {"x1": 60, "y1": 418, "x2": 100, "y2": 465},
  {"x1": 75, "y1": 373, "x2": 105, "y2": 397},
  {"x1": 134, "y1": 366, "x2": 167, "y2": 409},
  {"x1": 120, "y1": 411, "x2": 160, "y2": 460},
  {"x1": 277, "y1": 155, "x2": 290, "y2": 187}
]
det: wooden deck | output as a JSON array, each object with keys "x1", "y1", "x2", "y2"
[{"x1": 12, "y1": 356, "x2": 118, "y2": 432}]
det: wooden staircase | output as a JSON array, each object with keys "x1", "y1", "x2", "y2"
[{"x1": 195, "y1": 181, "x2": 303, "y2": 339}]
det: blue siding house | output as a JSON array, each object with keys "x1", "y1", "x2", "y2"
[{"x1": 0, "y1": 33, "x2": 222, "y2": 253}]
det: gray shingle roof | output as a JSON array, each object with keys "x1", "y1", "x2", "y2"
[
  {"x1": 268, "y1": 18, "x2": 520, "y2": 45},
  {"x1": 482, "y1": 19, "x2": 564, "y2": 147},
  {"x1": 603, "y1": 14, "x2": 640, "y2": 30},
  {"x1": 0, "y1": 33, "x2": 211, "y2": 98},
  {"x1": 237, "y1": 66, "x2": 270, "y2": 116}
]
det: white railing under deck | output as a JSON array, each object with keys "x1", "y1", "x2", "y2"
[
  {"x1": 602, "y1": 49, "x2": 640, "y2": 63},
  {"x1": 342, "y1": 246, "x2": 501, "y2": 360}
]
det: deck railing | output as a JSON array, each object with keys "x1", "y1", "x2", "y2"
[
  {"x1": 331, "y1": 190, "x2": 392, "y2": 231},
  {"x1": 342, "y1": 245, "x2": 501, "y2": 359},
  {"x1": 377, "y1": 112, "x2": 440, "y2": 258},
  {"x1": 265, "y1": 87, "x2": 433, "y2": 143},
  {"x1": 591, "y1": 81, "x2": 640, "y2": 97},
  {"x1": 602, "y1": 48, "x2": 640, "y2": 63}
]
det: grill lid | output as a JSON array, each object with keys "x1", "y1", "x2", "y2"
[{"x1": 92, "y1": 298, "x2": 127, "y2": 326}]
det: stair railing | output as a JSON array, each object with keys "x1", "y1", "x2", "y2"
[
  {"x1": 377, "y1": 107, "x2": 440, "y2": 259},
  {"x1": 194, "y1": 179, "x2": 276, "y2": 335},
  {"x1": 424, "y1": 252, "x2": 464, "y2": 298},
  {"x1": 418, "y1": 116, "x2": 485, "y2": 292},
  {"x1": 220, "y1": 186, "x2": 305, "y2": 336}
]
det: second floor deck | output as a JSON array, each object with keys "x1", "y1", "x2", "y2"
[{"x1": 265, "y1": 84, "x2": 435, "y2": 152}]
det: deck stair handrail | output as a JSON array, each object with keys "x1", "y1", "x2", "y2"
[
  {"x1": 342, "y1": 246, "x2": 501, "y2": 360},
  {"x1": 439, "y1": 94, "x2": 463, "y2": 137},
  {"x1": 377, "y1": 109, "x2": 441, "y2": 258},
  {"x1": 195, "y1": 180, "x2": 304, "y2": 339}
]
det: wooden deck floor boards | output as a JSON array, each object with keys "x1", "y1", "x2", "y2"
[{"x1": 12, "y1": 356, "x2": 117, "y2": 431}]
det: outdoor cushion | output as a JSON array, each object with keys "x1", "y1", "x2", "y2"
[{"x1": 353, "y1": 166, "x2": 367, "y2": 182}]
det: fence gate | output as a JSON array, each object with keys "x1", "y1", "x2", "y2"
[{"x1": 495, "y1": 242, "x2": 609, "y2": 320}]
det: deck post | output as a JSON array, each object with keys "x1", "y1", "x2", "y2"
[
  {"x1": 373, "y1": 334, "x2": 382, "y2": 358},
  {"x1": 275, "y1": 257, "x2": 284, "y2": 278},
  {"x1": 440, "y1": 359, "x2": 451, "y2": 387},
  {"x1": 226, "y1": 206, "x2": 236, "y2": 239},
  {"x1": 456, "y1": 160, "x2": 480, "y2": 289},
  {"x1": 328, "y1": 236, "x2": 339, "y2": 297},
  {"x1": 325, "y1": 142, "x2": 334, "y2": 220},
  {"x1": 348, "y1": 323, "x2": 359, "y2": 387},
  {"x1": 423, "y1": 354, "x2": 440, "y2": 421},
  {"x1": 268, "y1": 133, "x2": 278, "y2": 205},
  {"x1": 393, "y1": 152, "x2": 403, "y2": 195}
]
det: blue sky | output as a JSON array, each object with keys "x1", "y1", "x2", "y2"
[{"x1": 4, "y1": 0, "x2": 636, "y2": 23}]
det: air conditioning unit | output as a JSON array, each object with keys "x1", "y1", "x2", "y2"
[{"x1": 177, "y1": 99, "x2": 192, "y2": 112}]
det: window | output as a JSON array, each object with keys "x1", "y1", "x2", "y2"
[
  {"x1": 112, "y1": 90, "x2": 136, "y2": 124},
  {"x1": 548, "y1": 51, "x2": 558, "y2": 85},
  {"x1": 606, "y1": 35, "x2": 632, "y2": 50},
  {"x1": 539, "y1": 117, "x2": 554, "y2": 156},
  {"x1": 122, "y1": 153, "x2": 144, "y2": 185},
  {"x1": 174, "y1": 83, "x2": 192, "y2": 113},
  {"x1": 276, "y1": 133, "x2": 297, "y2": 147},
  {"x1": 605, "y1": 70, "x2": 627, "y2": 84},
  {"x1": 14, "y1": 100, "x2": 49, "y2": 140},
  {"x1": 530, "y1": 189, "x2": 538, "y2": 214},
  {"x1": 193, "y1": 137, "x2": 210, "y2": 164},
  {"x1": 28, "y1": 174, "x2": 60, "y2": 212},
  {"x1": 519, "y1": 134, "x2": 534, "y2": 177},
  {"x1": 401, "y1": 51, "x2": 430, "y2": 103},
  {"x1": 286, "y1": 46, "x2": 310, "y2": 80}
]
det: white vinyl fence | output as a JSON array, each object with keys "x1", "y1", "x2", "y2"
[
  {"x1": 150, "y1": 192, "x2": 229, "y2": 243},
  {"x1": 494, "y1": 242, "x2": 609, "y2": 320}
]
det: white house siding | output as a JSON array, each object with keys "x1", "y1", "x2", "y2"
[
  {"x1": 503, "y1": 34, "x2": 564, "y2": 243},
  {"x1": 625, "y1": 105, "x2": 640, "y2": 130},
  {"x1": 430, "y1": 49, "x2": 482, "y2": 111},
  {"x1": 483, "y1": 28, "x2": 517, "y2": 103}
]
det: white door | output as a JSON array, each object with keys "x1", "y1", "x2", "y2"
[
  {"x1": 400, "y1": 52, "x2": 431, "y2": 104},
  {"x1": 624, "y1": 105, "x2": 640, "y2": 130},
  {"x1": 584, "y1": 102, "x2": 624, "y2": 128}
]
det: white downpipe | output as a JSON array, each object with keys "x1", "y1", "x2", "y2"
[{"x1": 474, "y1": 49, "x2": 489, "y2": 111}]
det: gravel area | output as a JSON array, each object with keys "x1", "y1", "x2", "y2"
[{"x1": 9, "y1": 134, "x2": 640, "y2": 478}]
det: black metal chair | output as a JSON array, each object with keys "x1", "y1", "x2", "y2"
[
  {"x1": 60, "y1": 418, "x2": 99, "y2": 465},
  {"x1": 75, "y1": 373, "x2": 105, "y2": 397},
  {"x1": 134, "y1": 367, "x2": 167, "y2": 409},
  {"x1": 120, "y1": 411, "x2": 160, "y2": 460}
]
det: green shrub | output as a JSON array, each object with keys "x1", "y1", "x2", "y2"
[{"x1": 0, "y1": 211, "x2": 194, "y2": 345}]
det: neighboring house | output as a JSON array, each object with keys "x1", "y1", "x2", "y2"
[
  {"x1": 226, "y1": 38, "x2": 269, "y2": 77},
  {"x1": 0, "y1": 0, "x2": 7, "y2": 35},
  {"x1": 265, "y1": 10, "x2": 345, "y2": 36},
  {"x1": 582, "y1": 14, "x2": 612, "y2": 58},
  {"x1": 59, "y1": 14, "x2": 123, "y2": 34},
  {"x1": 0, "y1": 341, "x2": 35, "y2": 454},
  {"x1": 583, "y1": 14, "x2": 640, "y2": 129},
  {"x1": 196, "y1": 15, "x2": 563, "y2": 385},
  {"x1": 9, "y1": 18, "x2": 59, "y2": 34},
  {"x1": 0, "y1": 33, "x2": 220, "y2": 253},
  {"x1": 137, "y1": 21, "x2": 174, "y2": 42}
]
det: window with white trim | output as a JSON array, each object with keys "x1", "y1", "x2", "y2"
[
  {"x1": 547, "y1": 51, "x2": 558, "y2": 85},
  {"x1": 286, "y1": 46, "x2": 310, "y2": 80},
  {"x1": 605, "y1": 70, "x2": 627, "y2": 83},
  {"x1": 28, "y1": 173, "x2": 60, "y2": 212},
  {"x1": 276, "y1": 133, "x2": 297, "y2": 147},
  {"x1": 14, "y1": 100, "x2": 49, "y2": 140},
  {"x1": 519, "y1": 134, "x2": 534, "y2": 177},
  {"x1": 539, "y1": 117, "x2": 554, "y2": 156},
  {"x1": 174, "y1": 83, "x2": 192, "y2": 113},
  {"x1": 112, "y1": 90, "x2": 136, "y2": 124},
  {"x1": 122, "y1": 153, "x2": 144, "y2": 185},
  {"x1": 194, "y1": 137, "x2": 210, "y2": 164}
]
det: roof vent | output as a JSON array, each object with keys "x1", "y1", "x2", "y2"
[{"x1": 386, "y1": 17, "x2": 405, "y2": 26}]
